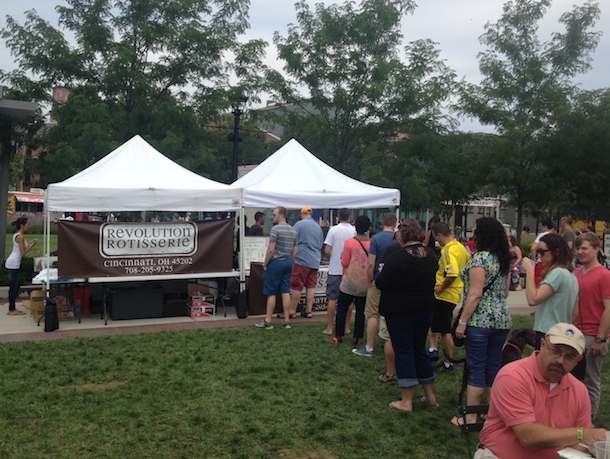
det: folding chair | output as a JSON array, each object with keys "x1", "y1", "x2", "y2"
[{"x1": 457, "y1": 404, "x2": 489, "y2": 459}]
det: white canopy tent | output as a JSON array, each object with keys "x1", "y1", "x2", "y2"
[
  {"x1": 45, "y1": 134, "x2": 241, "y2": 212},
  {"x1": 231, "y1": 139, "x2": 400, "y2": 277},
  {"x1": 231, "y1": 138, "x2": 400, "y2": 209},
  {"x1": 43, "y1": 135, "x2": 244, "y2": 289}
]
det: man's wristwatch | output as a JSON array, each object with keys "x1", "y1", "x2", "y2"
[{"x1": 595, "y1": 336, "x2": 607, "y2": 343}]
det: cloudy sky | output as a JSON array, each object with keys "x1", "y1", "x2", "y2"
[{"x1": 2, "y1": 0, "x2": 608, "y2": 132}]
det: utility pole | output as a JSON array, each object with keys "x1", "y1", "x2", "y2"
[{"x1": 0, "y1": 87, "x2": 36, "y2": 258}]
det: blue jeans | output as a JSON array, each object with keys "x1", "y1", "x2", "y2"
[
  {"x1": 465, "y1": 326, "x2": 510, "y2": 388},
  {"x1": 7, "y1": 268, "x2": 20, "y2": 311},
  {"x1": 335, "y1": 291, "x2": 366, "y2": 339},
  {"x1": 385, "y1": 309, "x2": 435, "y2": 388}
]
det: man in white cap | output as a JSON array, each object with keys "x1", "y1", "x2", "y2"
[{"x1": 476, "y1": 323, "x2": 607, "y2": 459}]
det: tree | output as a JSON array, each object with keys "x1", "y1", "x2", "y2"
[
  {"x1": 265, "y1": 0, "x2": 456, "y2": 179},
  {"x1": 361, "y1": 131, "x2": 490, "y2": 214},
  {"x1": 547, "y1": 88, "x2": 610, "y2": 222},
  {"x1": 456, "y1": 0, "x2": 601, "y2": 241},
  {"x1": 1, "y1": 0, "x2": 268, "y2": 183}
]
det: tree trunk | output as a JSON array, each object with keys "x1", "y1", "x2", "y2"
[{"x1": 516, "y1": 203, "x2": 524, "y2": 246}]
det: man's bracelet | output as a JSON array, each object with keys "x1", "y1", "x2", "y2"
[{"x1": 577, "y1": 427, "x2": 584, "y2": 443}]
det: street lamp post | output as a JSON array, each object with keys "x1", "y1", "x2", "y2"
[{"x1": 228, "y1": 96, "x2": 248, "y2": 182}]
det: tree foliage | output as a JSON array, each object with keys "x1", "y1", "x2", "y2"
[
  {"x1": 1, "y1": 0, "x2": 269, "y2": 184},
  {"x1": 546, "y1": 88, "x2": 610, "y2": 222},
  {"x1": 361, "y1": 131, "x2": 489, "y2": 213},
  {"x1": 456, "y1": 0, "x2": 601, "y2": 238},
  {"x1": 265, "y1": 0, "x2": 456, "y2": 178}
]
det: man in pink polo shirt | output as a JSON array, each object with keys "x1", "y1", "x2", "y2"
[
  {"x1": 476, "y1": 323, "x2": 606, "y2": 459},
  {"x1": 572, "y1": 232, "x2": 610, "y2": 421}
]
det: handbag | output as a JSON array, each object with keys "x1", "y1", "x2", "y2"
[{"x1": 451, "y1": 271, "x2": 499, "y2": 347}]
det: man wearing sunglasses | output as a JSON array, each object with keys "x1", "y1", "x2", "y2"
[{"x1": 475, "y1": 323, "x2": 607, "y2": 459}]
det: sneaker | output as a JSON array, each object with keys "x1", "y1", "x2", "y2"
[
  {"x1": 377, "y1": 373, "x2": 396, "y2": 384},
  {"x1": 255, "y1": 321, "x2": 274, "y2": 330},
  {"x1": 435, "y1": 363, "x2": 455, "y2": 373},
  {"x1": 428, "y1": 349, "x2": 440, "y2": 362},
  {"x1": 281, "y1": 321, "x2": 291, "y2": 329},
  {"x1": 352, "y1": 347, "x2": 374, "y2": 357}
]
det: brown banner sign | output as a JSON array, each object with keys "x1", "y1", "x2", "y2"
[{"x1": 58, "y1": 219, "x2": 234, "y2": 278}]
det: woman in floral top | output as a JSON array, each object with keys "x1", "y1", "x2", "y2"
[{"x1": 454, "y1": 217, "x2": 512, "y2": 422}]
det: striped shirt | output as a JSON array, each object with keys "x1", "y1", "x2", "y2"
[{"x1": 269, "y1": 223, "x2": 298, "y2": 261}]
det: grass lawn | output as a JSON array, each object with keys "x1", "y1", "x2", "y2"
[
  {"x1": 1, "y1": 314, "x2": 608, "y2": 458},
  {"x1": 4, "y1": 234, "x2": 58, "y2": 259}
]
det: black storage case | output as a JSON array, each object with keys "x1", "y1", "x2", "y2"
[{"x1": 109, "y1": 287, "x2": 163, "y2": 320}]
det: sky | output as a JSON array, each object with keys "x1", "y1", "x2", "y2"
[{"x1": 1, "y1": 0, "x2": 608, "y2": 133}]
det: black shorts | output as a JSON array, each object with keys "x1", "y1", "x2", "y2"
[{"x1": 430, "y1": 299, "x2": 457, "y2": 334}]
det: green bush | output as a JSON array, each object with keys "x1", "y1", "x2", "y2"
[
  {"x1": 5, "y1": 222, "x2": 57, "y2": 235},
  {"x1": 0, "y1": 257, "x2": 35, "y2": 286},
  {"x1": 520, "y1": 234, "x2": 535, "y2": 256}
]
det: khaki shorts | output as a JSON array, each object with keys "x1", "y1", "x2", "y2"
[
  {"x1": 378, "y1": 316, "x2": 390, "y2": 341},
  {"x1": 364, "y1": 281, "x2": 381, "y2": 319}
]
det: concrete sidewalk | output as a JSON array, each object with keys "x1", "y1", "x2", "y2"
[{"x1": 0, "y1": 289, "x2": 532, "y2": 343}]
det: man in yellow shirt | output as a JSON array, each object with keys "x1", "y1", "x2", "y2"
[{"x1": 431, "y1": 222, "x2": 471, "y2": 372}]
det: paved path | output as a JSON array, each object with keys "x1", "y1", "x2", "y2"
[{"x1": 0, "y1": 290, "x2": 532, "y2": 343}]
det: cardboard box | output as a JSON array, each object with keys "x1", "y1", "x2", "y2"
[
  {"x1": 188, "y1": 302, "x2": 216, "y2": 318},
  {"x1": 188, "y1": 292, "x2": 216, "y2": 318},
  {"x1": 30, "y1": 290, "x2": 45, "y2": 320},
  {"x1": 188, "y1": 293, "x2": 215, "y2": 306},
  {"x1": 33, "y1": 307, "x2": 45, "y2": 323},
  {"x1": 58, "y1": 309, "x2": 76, "y2": 321},
  {"x1": 188, "y1": 283, "x2": 210, "y2": 296}
]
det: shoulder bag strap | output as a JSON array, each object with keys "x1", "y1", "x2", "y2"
[
  {"x1": 482, "y1": 271, "x2": 500, "y2": 294},
  {"x1": 354, "y1": 237, "x2": 369, "y2": 256}
]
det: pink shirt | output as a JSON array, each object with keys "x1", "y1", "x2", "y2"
[
  {"x1": 339, "y1": 238, "x2": 371, "y2": 296},
  {"x1": 574, "y1": 265, "x2": 610, "y2": 336},
  {"x1": 480, "y1": 353, "x2": 591, "y2": 459}
]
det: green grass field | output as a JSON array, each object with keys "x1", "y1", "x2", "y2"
[
  {"x1": 0, "y1": 315, "x2": 608, "y2": 458},
  {"x1": 4, "y1": 233, "x2": 57, "y2": 259}
]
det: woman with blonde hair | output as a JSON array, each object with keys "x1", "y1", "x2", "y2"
[{"x1": 522, "y1": 232, "x2": 578, "y2": 348}]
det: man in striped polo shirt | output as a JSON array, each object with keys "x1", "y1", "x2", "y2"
[{"x1": 256, "y1": 206, "x2": 298, "y2": 330}]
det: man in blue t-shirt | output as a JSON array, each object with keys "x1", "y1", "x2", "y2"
[
  {"x1": 289, "y1": 206, "x2": 324, "y2": 318},
  {"x1": 353, "y1": 213, "x2": 398, "y2": 357}
]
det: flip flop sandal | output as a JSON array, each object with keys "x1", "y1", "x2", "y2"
[{"x1": 301, "y1": 311, "x2": 313, "y2": 318}]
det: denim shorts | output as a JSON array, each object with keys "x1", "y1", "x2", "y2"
[
  {"x1": 263, "y1": 259, "x2": 293, "y2": 296},
  {"x1": 465, "y1": 326, "x2": 510, "y2": 388}
]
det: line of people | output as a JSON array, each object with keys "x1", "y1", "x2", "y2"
[
  {"x1": 330, "y1": 213, "x2": 610, "y2": 458},
  {"x1": 254, "y1": 208, "x2": 610, "y2": 457}
]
